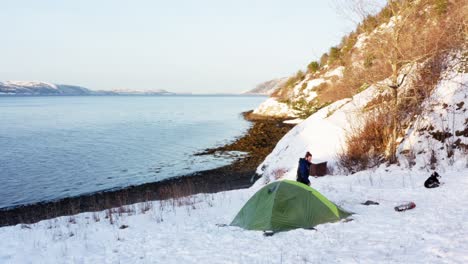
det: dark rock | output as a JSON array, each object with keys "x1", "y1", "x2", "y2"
[{"x1": 361, "y1": 200, "x2": 379, "y2": 206}]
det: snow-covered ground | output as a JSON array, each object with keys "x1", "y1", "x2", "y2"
[{"x1": 1, "y1": 166, "x2": 467, "y2": 263}]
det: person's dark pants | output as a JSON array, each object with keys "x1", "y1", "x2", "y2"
[{"x1": 297, "y1": 178, "x2": 310, "y2": 186}]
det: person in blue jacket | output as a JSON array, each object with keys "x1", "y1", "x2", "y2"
[{"x1": 296, "y1": 152, "x2": 312, "y2": 185}]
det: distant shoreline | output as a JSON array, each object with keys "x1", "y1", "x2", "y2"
[
  {"x1": 0, "y1": 94, "x2": 268, "y2": 97},
  {"x1": 0, "y1": 110, "x2": 293, "y2": 227}
]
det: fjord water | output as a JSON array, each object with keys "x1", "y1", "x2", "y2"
[{"x1": 0, "y1": 95, "x2": 265, "y2": 208}]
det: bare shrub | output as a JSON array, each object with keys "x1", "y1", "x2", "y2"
[
  {"x1": 67, "y1": 216, "x2": 76, "y2": 225},
  {"x1": 337, "y1": 110, "x2": 392, "y2": 173},
  {"x1": 339, "y1": 44, "x2": 456, "y2": 173},
  {"x1": 316, "y1": 58, "x2": 391, "y2": 104},
  {"x1": 92, "y1": 212, "x2": 100, "y2": 222},
  {"x1": 203, "y1": 193, "x2": 215, "y2": 207},
  {"x1": 115, "y1": 204, "x2": 135, "y2": 217},
  {"x1": 155, "y1": 200, "x2": 165, "y2": 223},
  {"x1": 105, "y1": 209, "x2": 114, "y2": 225},
  {"x1": 140, "y1": 201, "x2": 152, "y2": 214}
]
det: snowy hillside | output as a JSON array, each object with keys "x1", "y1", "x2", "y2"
[
  {"x1": 397, "y1": 59, "x2": 468, "y2": 170},
  {"x1": 244, "y1": 78, "x2": 288, "y2": 95},
  {"x1": 257, "y1": 56, "x2": 467, "y2": 183},
  {"x1": 0, "y1": 81, "x2": 175, "y2": 96},
  {"x1": 0, "y1": 81, "x2": 104, "y2": 96},
  {"x1": 253, "y1": 66, "x2": 347, "y2": 117},
  {"x1": 253, "y1": 0, "x2": 465, "y2": 120},
  {"x1": 256, "y1": 85, "x2": 376, "y2": 180}
]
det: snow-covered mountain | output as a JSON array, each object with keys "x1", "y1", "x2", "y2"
[
  {"x1": 0, "y1": 81, "x2": 120, "y2": 96},
  {"x1": 0, "y1": 81, "x2": 103, "y2": 96},
  {"x1": 243, "y1": 78, "x2": 288, "y2": 95},
  {"x1": 0, "y1": 81, "x2": 174, "y2": 96}
]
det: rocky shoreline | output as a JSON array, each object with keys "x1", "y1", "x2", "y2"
[{"x1": 0, "y1": 111, "x2": 294, "y2": 227}]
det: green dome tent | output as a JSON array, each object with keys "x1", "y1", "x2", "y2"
[{"x1": 231, "y1": 180, "x2": 352, "y2": 231}]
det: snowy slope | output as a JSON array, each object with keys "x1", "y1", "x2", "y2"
[
  {"x1": 252, "y1": 14, "x2": 400, "y2": 118},
  {"x1": 1, "y1": 167, "x2": 467, "y2": 263},
  {"x1": 256, "y1": 84, "x2": 380, "y2": 182}
]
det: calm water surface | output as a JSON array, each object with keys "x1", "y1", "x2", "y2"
[{"x1": 0, "y1": 95, "x2": 265, "y2": 208}]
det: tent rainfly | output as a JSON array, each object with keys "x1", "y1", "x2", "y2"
[{"x1": 231, "y1": 180, "x2": 352, "y2": 231}]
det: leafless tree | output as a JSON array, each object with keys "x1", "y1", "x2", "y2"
[
  {"x1": 332, "y1": 0, "x2": 387, "y2": 25},
  {"x1": 361, "y1": 0, "x2": 465, "y2": 162}
]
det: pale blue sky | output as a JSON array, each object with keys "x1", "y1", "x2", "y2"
[{"x1": 0, "y1": 0, "x2": 380, "y2": 93}]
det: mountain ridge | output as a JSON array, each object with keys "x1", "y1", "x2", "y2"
[{"x1": 0, "y1": 81, "x2": 174, "y2": 96}]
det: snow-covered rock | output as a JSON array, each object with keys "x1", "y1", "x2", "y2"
[
  {"x1": 252, "y1": 98, "x2": 297, "y2": 118},
  {"x1": 324, "y1": 66, "x2": 345, "y2": 78}
]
